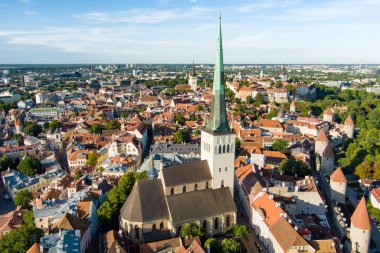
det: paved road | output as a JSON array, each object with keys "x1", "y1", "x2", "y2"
[{"x1": 235, "y1": 197, "x2": 265, "y2": 253}]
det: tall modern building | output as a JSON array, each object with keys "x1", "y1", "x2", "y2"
[{"x1": 120, "y1": 17, "x2": 237, "y2": 243}]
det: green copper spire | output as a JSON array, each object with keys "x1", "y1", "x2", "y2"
[{"x1": 206, "y1": 15, "x2": 230, "y2": 132}]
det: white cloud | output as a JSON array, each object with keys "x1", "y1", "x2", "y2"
[
  {"x1": 75, "y1": 7, "x2": 215, "y2": 24},
  {"x1": 24, "y1": 11, "x2": 38, "y2": 16}
]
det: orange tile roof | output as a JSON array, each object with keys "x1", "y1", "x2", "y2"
[
  {"x1": 351, "y1": 197, "x2": 371, "y2": 230},
  {"x1": 263, "y1": 150, "x2": 287, "y2": 159},
  {"x1": 315, "y1": 130, "x2": 329, "y2": 142},
  {"x1": 330, "y1": 167, "x2": 347, "y2": 183},
  {"x1": 371, "y1": 188, "x2": 380, "y2": 204},
  {"x1": 251, "y1": 193, "x2": 284, "y2": 227},
  {"x1": 345, "y1": 114, "x2": 354, "y2": 126}
]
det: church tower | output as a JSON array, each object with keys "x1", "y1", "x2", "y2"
[
  {"x1": 201, "y1": 16, "x2": 235, "y2": 197},
  {"x1": 344, "y1": 114, "x2": 354, "y2": 138},
  {"x1": 188, "y1": 59, "x2": 198, "y2": 91},
  {"x1": 279, "y1": 65, "x2": 287, "y2": 82}
]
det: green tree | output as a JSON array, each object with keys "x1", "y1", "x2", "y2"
[
  {"x1": 195, "y1": 105, "x2": 203, "y2": 111},
  {"x1": 204, "y1": 238, "x2": 220, "y2": 253},
  {"x1": 98, "y1": 166, "x2": 105, "y2": 173},
  {"x1": 230, "y1": 225, "x2": 248, "y2": 240},
  {"x1": 286, "y1": 85, "x2": 296, "y2": 95},
  {"x1": 23, "y1": 210, "x2": 35, "y2": 227},
  {"x1": 11, "y1": 133, "x2": 24, "y2": 146},
  {"x1": 17, "y1": 157, "x2": 43, "y2": 176},
  {"x1": 23, "y1": 123, "x2": 43, "y2": 137},
  {"x1": 49, "y1": 120, "x2": 61, "y2": 131},
  {"x1": 180, "y1": 223, "x2": 204, "y2": 238},
  {"x1": 267, "y1": 109, "x2": 279, "y2": 119},
  {"x1": 279, "y1": 159, "x2": 310, "y2": 177},
  {"x1": 43, "y1": 122, "x2": 50, "y2": 131},
  {"x1": 0, "y1": 225, "x2": 43, "y2": 253},
  {"x1": 254, "y1": 93, "x2": 264, "y2": 106},
  {"x1": 14, "y1": 190, "x2": 33, "y2": 207},
  {"x1": 105, "y1": 120, "x2": 121, "y2": 130},
  {"x1": 246, "y1": 95, "x2": 254, "y2": 104},
  {"x1": 0, "y1": 154, "x2": 13, "y2": 171},
  {"x1": 86, "y1": 153, "x2": 98, "y2": 166},
  {"x1": 174, "y1": 129, "x2": 190, "y2": 144},
  {"x1": 89, "y1": 124, "x2": 105, "y2": 134},
  {"x1": 174, "y1": 114, "x2": 186, "y2": 125},
  {"x1": 235, "y1": 138, "x2": 241, "y2": 156},
  {"x1": 221, "y1": 238, "x2": 241, "y2": 253},
  {"x1": 75, "y1": 170, "x2": 83, "y2": 179},
  {"x1": 97, "y1": 171, "x2": 147, "y2": 226},
  {"x1": 72, "y1": 111, "x2": 79, "y2": 117},
  {"x1": 272, "y1": 139, "x2": 289, "y2": 153}
]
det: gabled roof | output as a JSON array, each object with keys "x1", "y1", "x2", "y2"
[
  {"x1": 344, "y1": 114, "x2": 354, "y2": 126},
  {"x1": 166, "y1": 187, "x2": 236, "y2": 225},
  {"x1": 315, "y1": 130, "x2": 329, "y2": 142},
  {"x1": 322, "y1": 144, "x2": 334, "y2": 158},
  {"x1": 270, "y1": 217, "x2": 310, "y2": 251},
  {"x1": 330, "y1": 167, "x2": 347, "y2": 183},
  {"x1": 120, "y1": 179, "x2": 169, "y2": 222},
  {"x1": 162, "y1": 160, "x2": 212, "y2": 187},
  {"x1": 351, "y1": 197, "x2": 371, "y2": 230}
]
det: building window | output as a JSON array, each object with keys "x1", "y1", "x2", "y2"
[
  {"x1": 223, "y1": 145, "x2": 226, "y2": 153},
  {"x1": 160, "y1": 222, "x2": 164, "y2": 230},
  {"x1": 226, "y1": 215, "x2": 230, "y2": 227},
  {"x1": 152, "y1": 224, "x2": 156, "y2": 230},
  {"x1": 171, "y1": 188, "x2": 174, "y2": 195},
  {"x1": 203, "y1": 220, "x2": 207, "y2": 230},
  {"x1": 214, "y1": 218, "x2": 219, "y2": 230},
  {"x1": 227, "y1": 144, "x2": 230, "y2": 153},
  {"x1": 225, "y1": 167, "x2": 227, "y2": 172},
  {"x1": 219, "y1": 168, "x2": 221, "y2": 173},
  {"x1": 219, "y1": 146, "x2": 221, "y2": 154},
  {"x1": 134, "y1": 225, "x2": 140, "y2": 239},
  {"x1": 177, "y1": 226, "x2": 182, "y2": 236},
  {"x1": 206, "y1": 182, "x2": 209, "y2": 189},
  {"x1": 183, "y1": 186, "x2": 186, "y2": 193},
  {"x1": 194, "y1": 184, "x2": 198, "y2": 191},
  {"x1": 221, "y1": 180, "x2": 224, "y2": 187}
]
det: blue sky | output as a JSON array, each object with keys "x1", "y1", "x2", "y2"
[{"x1": 0, "y1": 0, "x2": 379, "y2": 64}]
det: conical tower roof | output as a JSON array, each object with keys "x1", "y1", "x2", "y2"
[
  {"x1": 15, "y1": 118, "x2": 23, "y2": 126},
  {"x1": 315, "y1": 130, "x2": 329, "y2": 142},
  {"x1": 330, "y1": 167, "x2": 347, "y2": 183},
  {"x1": 351, "y1": 197, "x2": 371, "y2": 230},
  {"x1": 345, "y1": 114, "x2": 354, "y2": 126},
  {"x1": 205, "y1": 16, "x2": 230, "y2": 133},
  {"x1": 290, "y1": 100, "x2": 296, "y2": 107}
]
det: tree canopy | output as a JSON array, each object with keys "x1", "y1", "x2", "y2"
[
  {"x1": 0, "y1": 154, "x2": 13, "y2": 171},
  {"x1": 230, "y1": 225, "x2": 248, "y2": 240},
  {"x1": 180, "y1": 223, "x2": 204, "y2": 238},
  {"x1": 89, "y1": 124, "x2": 105, "y2": 134},
  {"x1": 0, "y1": 225, "x2": 43, "y2": 253},
  {"x1": 14, "y1": 190, "x2": 33, "y2": 207},
  {"x1": 23, "y1": 123, "x2": 43, "y2": 137},
  {"x1": 221, "y1": 238, "x2": 242, "y2": 253},
  {"x1": 17, "y1": 157, "x2": 43, "y2": 176},
  {"x1": 98, "y1": 171, "x2": 147, "y2": 226},
  {"x1": 174, "y1": 129, "x2": 190, "y2": 144},
  {"x1": 86, "y1": 152, "x2": 99, "y2": 166},
  {"x1": 105, "y1": 120, "x2": 121, "y2": 130},
  {"x1": 279, "y1": 159, "x2": 310, "y2": 178},
  {"x1": 272, "y1": 139, "x2": 289, "y2": 153}
]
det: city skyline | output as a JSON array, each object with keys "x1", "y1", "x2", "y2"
[{"x1": 0, "y1": 0, "x2": 380, "y2": 64}]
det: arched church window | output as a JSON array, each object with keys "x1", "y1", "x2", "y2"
[
  {"x1": 226, "y1": 215, "x2": 230, "y2": 227},
  {"x1": 227, "y1": 144, "x2": 230, "y2": 153},
  {"x1": 160, "y1": 222, "x2": 164, "y2": 229},
  {"x1": 223, "y1": 145, "x2": 226, "y2": 153},
  {"x1": 219, "y1": 146, "x2": 222, "y2": 154},
  {"x1": 203, "y1": 220, "x2": 207, "y2": 230},
  {"x1": 214, "y1": 218, "x2": 219, "y2": 230},
  {"x1": 152, "y1": 224, "x2": 156, "y2": 231},
  {"x1": 206, "y1": 181, "x2": 209, "y2": 189},
  {"x1": 171, "y1": 188, "x2": 174, "y2": 195},
  {"x1": 221, "y1": 180, "x2": 224, "y2": 187},
  {"x1": 194, "y1": 184, "x2": 198, "y2": 191},
  {"x1": 183, "y1": 185, "x2": 186, "y2": 193}
]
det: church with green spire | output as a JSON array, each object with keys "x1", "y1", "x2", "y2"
[
  {"x1": 188, "y1": 59, "x2": 198, "y2": 91},
  {"x1": 201, "y1": 16, "x2": 236, "y2": 197}
]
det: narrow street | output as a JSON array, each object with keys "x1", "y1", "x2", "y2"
[{"x1": 235, "y1": 196, "x2": 266, "y2": 253}]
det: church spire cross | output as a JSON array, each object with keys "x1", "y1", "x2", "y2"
[{"x1": 206, "y1": 16, "x2": 230, "y2": 133}]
